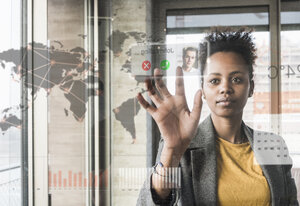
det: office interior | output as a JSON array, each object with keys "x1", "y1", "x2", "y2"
[{"x1": 1, "y1": 0, "x2": 300, "y2": 205}]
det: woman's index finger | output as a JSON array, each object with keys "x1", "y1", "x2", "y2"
[
  {"x1": 175, "y1": 66, "x2": 185, "y2": 96},
  {"x1": 153, "y1": 68, "x2": 171, "y2": 98}
]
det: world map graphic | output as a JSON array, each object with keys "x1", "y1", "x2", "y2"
[
  {"x1": 0, "y1": 41, "x2": 101, "y2": 132},
  {"x1": 0, "y1": 30, "x2": 151, "y2": 141}
]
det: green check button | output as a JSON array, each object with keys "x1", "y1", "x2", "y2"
[{"x1": 160, "y1": 60, "x2": 170, "y2": 70}]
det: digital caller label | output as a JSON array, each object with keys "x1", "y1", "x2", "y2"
[{"x1": 131, "y1": 43, "x2": 200, "y2": 76}]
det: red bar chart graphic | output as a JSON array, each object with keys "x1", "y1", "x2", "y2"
[{"x1": 48, "y1": 170, "x2": 108, "y2": 190}]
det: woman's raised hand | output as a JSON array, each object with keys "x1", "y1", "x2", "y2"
[{"x1": 137, "y1": 67, "x2": 203, "y2": 155}]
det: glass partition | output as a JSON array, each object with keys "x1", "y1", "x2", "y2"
[
  {"x1": 2, "y1": 0, "x2": 300, "y2": 205},
  {"x1": 46, "y1": 0, "x2": 110, "y2": 205},
  {"x1": 281, "y1": 11, "x2": 300, "y2": 160},
  {"x1": 166, "y1": 7, "x2": 271, "y2": 131},
  {"x1": 113, "y1": 2, "x2": 298, "y2": 205},
  {"x1": 281, "y1": 8, "x2": 300, "y2": 200},
  {"x1": 0, "y1": 1, "x2": 22, "y2": 206}
]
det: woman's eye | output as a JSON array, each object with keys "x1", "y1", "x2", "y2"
[
  {"x1": 209, "y1": 79, "x2": 219, "y2": 84},
  {"x1": 232, "y1": 77, "x2": 241, "y2": 83}
]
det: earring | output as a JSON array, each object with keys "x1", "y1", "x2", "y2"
[{"x1": 201, "y1": 89, "x2": 206, "y2": 99}]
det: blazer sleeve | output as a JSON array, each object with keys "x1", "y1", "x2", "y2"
[
  {"x1": 283, "y1": 159, "x2": 299, "y2": 206},
  {"x1": 136, "y1": 138, "x2": 180, "y2": 206}
]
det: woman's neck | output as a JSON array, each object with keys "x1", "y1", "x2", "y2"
[{"x1": 211, "y1": 113, "x2": 244, "y2": 144}]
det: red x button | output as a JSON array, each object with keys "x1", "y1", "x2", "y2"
[{"x1": 142, "y1": 60, "x2": 151, "y2": 71}]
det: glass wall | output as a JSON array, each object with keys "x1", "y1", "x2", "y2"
[
  {"x1": 1, "y1": 0, "x2": 300, "y2": 205},
  {"x1": 47, "y1": 1, "x2": 88, "y2": 205},
  {"x1": 281, "y1": 11, "x2": 300, "y2": 162},
  {"x1": 166, "y1": 8, "x2": 271, "y2": 126},
  {"x1": 0, "y1": 1, "x2": 22, "y2": 206},
  {"x1": 281, "y1": 5, "x2": 300, "y2": 201},
  {"x1": 47, "y1": 0, "x2": 110, "y2": 205}
]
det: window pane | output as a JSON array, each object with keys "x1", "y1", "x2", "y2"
[
  {"x1": 167, "y1": 13, "x2": 269, "y2": 28},
  {"x1": 47, "y1": 0, "x2": 92, "y2": 205},
  {"x1": 281, "y1": 29, "x2": 300, "y2": 158},
  {"x1": 166, "y1": 9, "x2": 271, "y2": 129},
  {"x1": 0, "y1": 1, "x2": 22, "y2": 205},
  {"x1": 281, "y1": 11, "x2": 300, "y2": 172}
]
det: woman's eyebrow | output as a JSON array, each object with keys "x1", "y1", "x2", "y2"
[
  {"x1": 229, "y1": 71, "x2": 245, "y2": 75},
  {"x1": 208, "y1": 72, "x2": 221, "y2": 76},
  {"x1": 208, "y1": 71, "x2": 245, "y2": 76}
]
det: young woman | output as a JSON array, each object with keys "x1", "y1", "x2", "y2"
[{"x1": 136, "y1": 28, "x2": 298, "y2": 206}]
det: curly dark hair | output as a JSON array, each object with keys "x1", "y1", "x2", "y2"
[{"x1": 199, "y1": 27, "x2": 257, "y2": 81}]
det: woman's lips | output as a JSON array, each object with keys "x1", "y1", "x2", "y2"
[
  {"x1": 216, "y1": 98, "x2": 234, "y2": 106},
  {"x1": 217, "y1": 100, "x2": 233, "y2": 106}
]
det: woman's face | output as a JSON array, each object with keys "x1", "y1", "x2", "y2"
[{"x1": 202, "y1": 52, "x2": 254, "y2": 118}]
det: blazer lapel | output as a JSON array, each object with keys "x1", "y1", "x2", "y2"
[
  {"x1": 189, "y1": 116, "x2": 218, "y2": 205},
  {"x1": 242, "y1": 123, "x2": 285, "y2": 206}
]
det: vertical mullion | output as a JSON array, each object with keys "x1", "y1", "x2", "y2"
[
  {"x1": 106, "y1": 3, "x2": 112, "y2": 205},
  {"x1": 21, "y1": 0, "x2": 29, "y2": 205},
  {"x1": 84, "y1": 0, "x2": 88, "y2": 205},
  {"x1": 84, "y1": 0, "x2": 93, "y2": 206},
  {"x1": 89, "y1": 0, "x2": 95, "y2": 204},
  {"x1": 95, "y1": 1, "x2": 113, "y2": 203},
  {"x1": 84, "y1": 0, "x2": 95, "y2": 205},
  {"x1": 93, "y1": 0, "x2": 100, "y2": 205},
  {"x1": 26, "y1": 1, "x2": 34, "y2": 205},
  {"x1": 269, "y1": 0, "x2": 282, "y2": 134},
  {"x1": 32, "y1": 0, "x2": 49, "y2": 205}
]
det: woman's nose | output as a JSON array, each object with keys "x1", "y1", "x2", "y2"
[{"x1": 219, "y1": 80, "x2": 233, "y2": 94}]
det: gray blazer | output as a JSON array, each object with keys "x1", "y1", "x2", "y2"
[{"x1": 137, "y1": 115, "x2": 299, "y2": 206}]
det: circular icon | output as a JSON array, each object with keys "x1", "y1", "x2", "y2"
[
  {"x1": 160, "y1": 60, "x2": 170, "y2": 70},
  {"x1": 142, "y1": 60, "x2": 151, "y2": 71}
]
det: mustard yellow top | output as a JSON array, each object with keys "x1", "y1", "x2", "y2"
[{"x1": 216, "y1": 137, "x2": 271, "y2": 206}]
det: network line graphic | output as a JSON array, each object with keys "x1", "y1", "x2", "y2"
[{"x1": 0, "y1": 42, "x2": 103, "y2": 132}]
